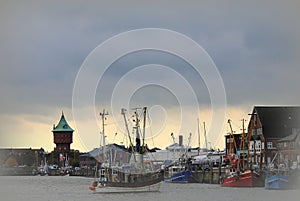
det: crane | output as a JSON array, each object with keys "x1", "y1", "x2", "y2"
[{"x1": 227, "y1": 119, "x2": 237, "y2": 157}]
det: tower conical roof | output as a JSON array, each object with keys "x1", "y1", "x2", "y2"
[{"x1": 52, "y1": 111, "x2": 74, "y2": 132}]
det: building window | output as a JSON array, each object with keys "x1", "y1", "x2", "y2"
[
  {"x1": 249, "y1": 141, "x2": 254, "y2": 154},
  {"x1": 277, "y1": 143, "x2": 282, "y2": 149},
  {"x1": 227, "y1": 138, "x2": 234, "y2": 143},
  {"x1": 290, "y1": 142, "x2": 294, "y2": 149},
  {"x1": 255, "y1": 140, "x2": 261, "y2": 153},
  {"x1": 284, "y1": 142, "x2": 287, "y2": 148},
  {"x1": 267, "y1": 142, "x2": 273, "y2": 149}
]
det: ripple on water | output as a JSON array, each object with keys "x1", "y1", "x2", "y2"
[{"x1": 0, "y1": 176, "x2": 299, "y2": 201}]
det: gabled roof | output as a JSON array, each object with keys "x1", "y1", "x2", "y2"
[
  {"x1": 52, "y1": 111, "x2": 74, "y2": 132},
  {"x1": 254, "y1": 106, "x2": 300, "y2": 139},
  {"x1": 87, "y1": 144, "x2": 129, "y2": 158},
  {"x1": 278, "y1": 129, "x2": 300, "y2": 142}
]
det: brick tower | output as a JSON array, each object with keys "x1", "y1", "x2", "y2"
[{"x1": 52, "y1": 111, "x2": 74, "y2": 151}]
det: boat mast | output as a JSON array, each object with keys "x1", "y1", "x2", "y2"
[
  {"x1": 171, "y1": 133, "x2": 176, "y2": 162},
  {"x1": 197, "y1": 118, "x2": 201, "y2": 155},
  {"x1": 133, "y1": 107, "x2": 144, "y2": 171},
  {"x1": 227, "y1": 119, "x2": 237, "y2": 155},
  {"x1": 142, "y1": 107, "x2": 147, "y2": 153},
  {"x1": 240, "y1": 119, "x2": 246, "y2": 171},
  {"x1": 133, "y1": 108, "x2": 141, "y2": 153},
  {"x1": 121, "y1": 109, "x2": 134, "y2": 149},
  {"x1": 203, "y1": 122, "x2": 208, "y2": 149},
  {"x1": 184, "y1": 133, "x2": 192, "y2": 157},
  {"x1": 100, "y1": 109, "x2": 109, "y2": 165},
  {"x1": 121, "y1": 108, "x2": 136, "y2": 162}
]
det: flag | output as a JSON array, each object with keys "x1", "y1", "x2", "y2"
[{"x1": 59, "y1": 154, "x2": 65, "y2": 161}]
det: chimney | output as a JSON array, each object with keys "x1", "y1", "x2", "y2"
[{"x1": 179, "y1": 135, "x2": 183, "y2": 146}]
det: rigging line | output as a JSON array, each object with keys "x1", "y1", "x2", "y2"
[
  {"x1": 112, "y1": 132, "x2": 118, "y2": 144},
  {"x1": 120, "y1": 122, "x2": 128, "y2": 147},
  {"x1": 145, "y1": 151, "x2": 156, "y2": 171},
  {"x1": 75, "y1": 131, "x2": 89, "y2": 152},
  {"x1": 146, "y1": 109, "x2": 156, "y2": 149},
  {"x1": 231, "y1": 119, "x2": 243, "y2": 133},
  {"x1": 105, "y1": 121, "x2": 123, "y2": 126}
]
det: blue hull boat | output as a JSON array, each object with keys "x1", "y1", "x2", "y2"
[
  {"x1": 265, "y1": 173, "x2": 289, "y2": 190},
  {"x1": 164, "y1": 170, "x2": 192, "y2": 183}
]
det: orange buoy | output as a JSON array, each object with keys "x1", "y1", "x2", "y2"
[{"x1": 89, "y1": 185, "x2": 95, "y2": 191}]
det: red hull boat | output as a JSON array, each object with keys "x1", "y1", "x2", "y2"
[{"x1": 221, "y1": 170, "x2": 264, "y2": 187}]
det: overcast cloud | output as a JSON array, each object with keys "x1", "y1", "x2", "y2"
[{"x1": 0, "y1": 0, "x2": 299, "y2": 151}]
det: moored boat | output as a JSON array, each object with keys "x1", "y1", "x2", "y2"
[
  {"x1": 221, "y1": 119, "x2": 264, "y2": 187},
  {"x1": 89, "y1": 108, "x2": 163, "y2": 193},
  {"x1": 164, "y1": 165, "x2": 192, "y2": 183},
  {"x1": 221, "y1": 170, "x2": 264, "y2": 187},
  {"x1": 265, "y1": 172, "x2": 289, "y2": 190},
  {"x1": 89, "y1": 166, "x2": 163, "y2": 193}
]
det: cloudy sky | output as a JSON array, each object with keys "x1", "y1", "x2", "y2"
[{"x1": 0, "y1": 0, "x2": 299, "y2": 152}]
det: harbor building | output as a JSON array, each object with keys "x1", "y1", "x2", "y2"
[{"x1": 247, "y1": 106, "x2": 300, "y2": 169}]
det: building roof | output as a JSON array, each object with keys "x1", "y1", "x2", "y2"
[
  {"x1": 86, "y1": 144, "x2": 129, "y2": 158},
  {"x1": 278, "y1": 129, "x2": 300, "y2": 142},
  {"x1": 254, "y1": 106, "x2": 300, "y2": 139},
  {"x1": 52, "y1": 111, "x2": 74, "y2": 132}
]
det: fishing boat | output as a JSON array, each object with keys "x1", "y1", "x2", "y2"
[
  {"x1": 220, "y1": 119, "x2": 264, "y2": 187},
  {"x1": 221, "y1": 169, "x2": 263, "y2": 187},
  {"x1": 164, "y1": 164, "x2": 192, "y2": 183},
  {"x1": 264, "y1": 151, "x2": 296, "y2": 190},
  {"x1": 265, "y1": 168, "x2": 300, "y2": 190},
  {"x1": 89, "y1": 108, "x2": 163, "y2": 193},
  {"x1": 265, "y1": 172, "x2": 289, "y2": 190},
  {"x1": 34, "y1": 156, "x2": 48, "y2": 176},
  {"x1": 164, "y1": 132, "x2": 193, "y2": 183}
]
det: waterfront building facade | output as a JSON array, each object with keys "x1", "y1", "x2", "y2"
[{"x1": 247, "y1": 106, "x2": 300, "y2": 169}]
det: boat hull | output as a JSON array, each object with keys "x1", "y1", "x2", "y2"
[
  {"x1": 164, "y1": 170, "x2": 192, "y2": 183},
  {"x1": 221, "y1": 171, "x2": 264, "y2": 187},
  {"x1": 265, "y1": 171, "x2": 300, "y2": 190},
  {"x1": 265, "y1": 174, "x2": 289, "y2": 190},
  {"x1": 89, "y1": 170, "x2": 164, "y2": 193},
  {"x1": 91, "y1": 182, "x2": 162, "y2": 193}
]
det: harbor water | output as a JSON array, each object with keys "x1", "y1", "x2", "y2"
[{"x1": 0, "y1": 176, "x2": 299, "y2": 201}]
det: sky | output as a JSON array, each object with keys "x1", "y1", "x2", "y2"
[{"x1": 0, "y1": 0, "x2": 300, "y2": 152}]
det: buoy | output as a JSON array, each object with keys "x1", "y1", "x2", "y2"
[{"x1": 89, "y1": 185, "x2": 95, "y2": 191}]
